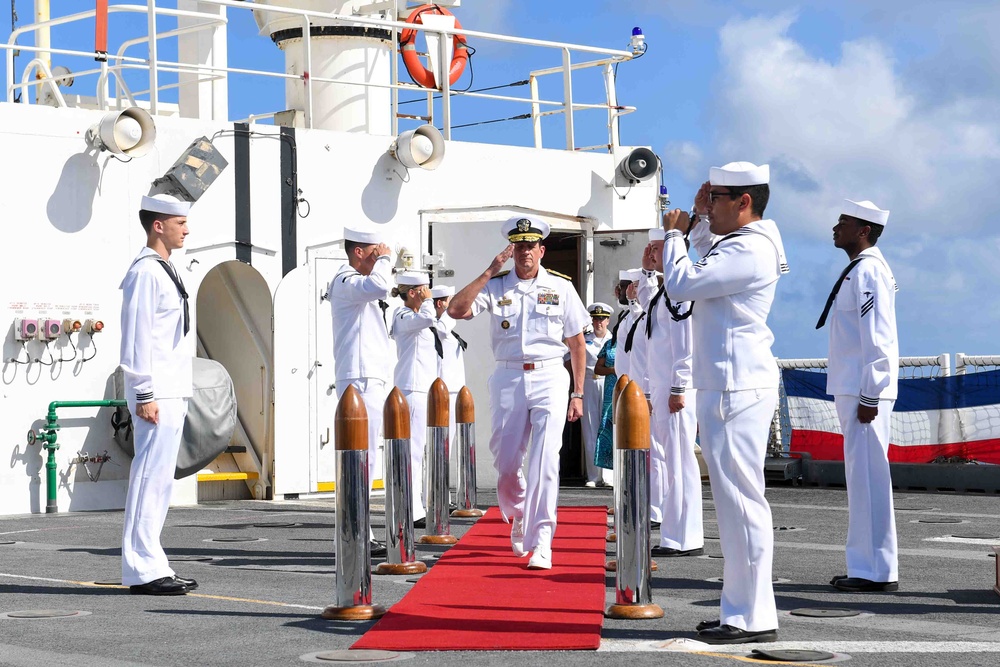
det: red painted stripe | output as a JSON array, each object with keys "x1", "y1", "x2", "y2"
[{"x1": 790, "y1": 430, "x2": 1000, "y2": 464}]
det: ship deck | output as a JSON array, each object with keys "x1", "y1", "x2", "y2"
[{"x1": 1, "y1": 485, "x2": 999, "y2": 667}]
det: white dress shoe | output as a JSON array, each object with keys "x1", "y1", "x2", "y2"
[
  {"x1": 584, "y1": 481, "x2": 597, "y2": 488},
  {"x1": 527, "y1": 548, "x2": 552, "y2": 570},
  {"x1": 510, "y1": 517, "x2": 526, "y2": 557}
]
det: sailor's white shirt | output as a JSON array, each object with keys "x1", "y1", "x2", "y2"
[{"x1": 329, "y1": 256, "x2": 394, "y2": 383}]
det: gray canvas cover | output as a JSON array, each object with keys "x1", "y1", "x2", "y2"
[{"x1": 112, "y1": 357, "x2": 238, "y2": 479}]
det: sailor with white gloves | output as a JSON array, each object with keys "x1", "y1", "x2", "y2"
[
  {"x1": 448, "y1": 215, "x2": 589, "y2": 570},
  {"x1": 661, "y1": 162, "x2": 789, "y2": 645},
  {"x1": 390, "y1": 271, "x2": 439, "y2": 526},
  {"x1": 329, "y1": 226, "x2": 395, "y2": 556},
  {"x1": 819, "y1": 199, "x2": 899, "y2": 593}
]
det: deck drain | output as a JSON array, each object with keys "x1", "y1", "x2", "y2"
[
  {"x1": 302, "y1": 649, "x2": 412, "y2": 663},
  {"x1": 253, "y1": 522, "x2": 302, "y2": 528},
  {"x1": 2, "y1": 610, "x2": 90, "y2": 619},
  {"x1": 204, "y1": 537, "x2": 268, "y2": 543},
  {"x1": 790, "y1": 608, "x2": 861, "y2": 618},
  {"x1": 751, "y1": 649, "x2": 837, "y2": 662},
  {"x1": 951, "y1": 533, "x2": 1000, "y2": 540},
  {"x1": 913, "y1": 518, "x2": 963, "y2": 524}
]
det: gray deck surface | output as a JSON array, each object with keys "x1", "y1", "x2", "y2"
[{"x1": 1, "y1": 485, "x2": 999, "y2": 666}]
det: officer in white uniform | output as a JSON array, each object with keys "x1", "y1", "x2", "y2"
[
  {"x1": 431, "y1": 285, "x2": 468, "y2": 490},
  {"x1": 819, "y1": 199, "x2": 899, "y2": 592},
  {"x1": 641, "y1": 229, "x2": 703, "y2": 557},
  {"x1": 389, "y1": 271, "x2": 437, "y2": 525},
  {"x1": 662, "y1": 162, "x2": 788, "y2": 644},
  {"x1": 581, "y1": 303, "x2": 613, "y2": 487},
  {"x1": 329, "y1": 226, "x2": 394, "y2": 555},
  {"x1": 120, "y1": 193, "x2": 196, "y2": 596},
  {"x1": 448, "y1": 215, "x2": 589, "y2": 570}
]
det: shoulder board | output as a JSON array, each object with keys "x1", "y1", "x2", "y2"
[
  {"x1": 490, "y1": 270, "x2": 510, "y2": 279},
  {"x1": 545, "y1": 269, "x2": 573, "y2": 281}
]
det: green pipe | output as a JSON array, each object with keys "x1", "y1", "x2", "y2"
[{"x1": 33, "y1": 400, "x2": 127, "y2": 514}]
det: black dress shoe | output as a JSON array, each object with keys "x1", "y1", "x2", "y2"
[
  {"x1": 172, "y1": 575, "x2": 198, "y2": 591},
  {"x1": 369, "y1": 540, "x2": 388, "y2": 557},
  {"x1": 129, "y1": 576, "x2": 188, "y2": 596},
  {"x1": 829, "y1": 574, "x2": 848, "y2": 585},
  {"x1": 652, "y1": 546, "x2": 704, "y2": 557},
  {"x1": 833, "y1": 577, "x2": 898, "y2": 592},
  {"x1": 698, "y1": 624, "x2": 777, "y2": 645},
  {"x1": 696, "y1": 619, "x2": 720, "y2": 631},
  {"x1": 413, "y1": 517, "x2": 426, "y2": 529},
  {"x1": 650, "y1": 521, "x2": 661, "y2": 529}
]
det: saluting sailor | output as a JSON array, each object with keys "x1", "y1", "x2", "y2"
[
  {"x1": 119, "y1": 193, "x2": 197, "y2": 596},
  {"x1": 430, "y1": 285, "x2": 468, "y2": 474},
  {"x1": 633, "y1": 251, "x2": 664, "y2": 529},
  {"x1": 613, "y1": 270, "x2": 643, "y2": 382},
  {"x1": 819, "y1": 199, "x2": 899, "y2": 593},
  {"x1": 581, "y1": 302, "x2": 613, "y2": 487},
  {"x1": 662, "y1": 162, "x2": 789, "y2": 644},
  {"x1": 641, "y1": 228, "x2": 703, "y2": 557},
  {"x1": 329, "y1": 226, "x2": 394, "y2": 556},
  {"x1": 448, "y1": 215, "x2": 589, "y2": 570},
  {"x1": 389, "y1": 271, "x2": 437, "y2": 527}
]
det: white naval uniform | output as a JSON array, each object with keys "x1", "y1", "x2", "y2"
[
  {"x1": 119, "y1": 247, "x2": 194, "y2": 586},
  {"x1": 466, "y1": 266, "x2": 588, "y2": 553},
  {"x1": 435, "y1": 314, "x2": 468, "y2": 480},
  {"x1": 640, "y1": 272, "x2": 702, "y2": 551},
  {"x1": 330, "y1": 256, "x2": 395, "y2": 494},
  {"x1": 826, "y1": 247, "x2": 899, "y2": 582},
  {"x1": 581, "y1": 328, "x2": 611, "y2": 484},
  {"x1": 613, "y1": 300, "x2": 642, "y2": 381},
  {"x1": 633, "y1": 274, "x2": 660, "y2": 523},
  {"x1": 663, "y1": 219, "x2": 789, "y2": 632},
  {"x1": 390, "y1": 299, "x2": 439, "y2": 522}
]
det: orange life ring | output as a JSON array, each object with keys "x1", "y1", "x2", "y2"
[{"x1": 399, "y1": 4, "x2": 470, "y2": 90}]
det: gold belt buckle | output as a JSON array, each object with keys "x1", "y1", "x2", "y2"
[{"x1": 523, "y1": 362, "x2": 536, "y2": 371}]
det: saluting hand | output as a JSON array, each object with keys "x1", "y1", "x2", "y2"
[
  {"x1": 694, "y1": 181, "x2": 711, "y2": 215},
  {"x1": 641, "y1": 243, "x2": 657, "y2": 271},
  {"x1": 136, "y1": 401, "x2": 159, "y2": 425},
  {"x1": 488, "y1": 244, "x2": 514, "y2": 276},
  {"x1": 373, "y1": 243, "x2": 392, "y2": 259}
]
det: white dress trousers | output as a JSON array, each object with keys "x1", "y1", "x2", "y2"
[
  {"x1": 697, "y1": 387, "x2": 780, "y2": 632},
  {"x1": 336, "y1": 378, "x2": 387, "y2": 496},
  {"x1": 401, "y1": 389, "x2": 428, "y2": 521},
  {"x1": 650, "y1": 386, "x2": 702, "y2": 550},
  {"x1": 488, "y1": 364, "x2": 570, "y2": 553},
  {"x1": 836, "y1": 395, "x2": 898, "y2": 582},
  {"x1": 121, "y1": 397, "x2": 188, "y2": 586}
]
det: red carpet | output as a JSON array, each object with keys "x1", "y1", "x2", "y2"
[{"x1": 352, "y1": 506, "x2": 608, "y2": 651}]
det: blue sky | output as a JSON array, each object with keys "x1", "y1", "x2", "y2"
[{"x1": 4, "y1": 1, "x2": 1000, "y2": 363}]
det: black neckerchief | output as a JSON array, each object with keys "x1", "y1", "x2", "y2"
[
  {"x1": 145, "y1": 256, "x2": 190, "y2": 335},
  {"x1": 816, "y1": 257, "x2": 868, "y2": 329}
]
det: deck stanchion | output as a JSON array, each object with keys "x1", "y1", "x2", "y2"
[
  {"x1": 322, "y1": 386, "x2": 386, "y2": 620},
  {"x1": 419, "y1": 379, "x2": 458, "y2": 545},
  {"x1": 605, "y1": 380, "x2": 663, "y2": 620},
  {"x1": 452, "y1": 386, "x2": 484, "y2": 518},
  {"x1": 376, "y1": 388, "x2": 427, "y2": 576}
]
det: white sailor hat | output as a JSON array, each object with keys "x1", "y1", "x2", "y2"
[
  {"x1": 709, "y1": 161, "x2": 769, "y2": 187},
  {"x1": 502, "y1": 215, "x2": 549, "y2": 243},
  {"x1": 430, "y1": 285, "x2": 455, "y2": 299},
  {"x1": 626, "y1": 269, "x2": 643, "y2": 282},
  {"x1": 395, "y1": 271, "x2": 429, "y2": 286},
  {"x1": 140, "y1": 193, "x2": 191, "y2": 217},
  {"x1": 842, "y1": 199, "x2": 890, "y2": 226},
  {"x1": 343, "y1": 226, "x2": 384, "y2": 245},
  {"x1": 618, "y1": 269, "x2": 633, "y2": 281},
  {"x1": 588, "y1": 302, "x2": 614, "y2": 318},
  {"x1": 648, "y1": 228, "x2": 666, "y2": 242}
]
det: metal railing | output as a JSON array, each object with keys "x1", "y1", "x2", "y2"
[{"x1": 2, "y1": 0, "x2": 637, "y2": 151}]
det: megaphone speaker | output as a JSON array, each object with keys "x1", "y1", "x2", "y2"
[
  {"x1": 87, "y1": 107, "x2": 157, "y2": 157},
  {"x1": 616, "y1": 147, "x2": 659, "y2": 186},
  {"x1": 391, "y1": 124, "x2": 446, "y2": 171}
]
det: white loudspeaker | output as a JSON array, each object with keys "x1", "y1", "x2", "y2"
[
  {"x1": 615, "y1": 147, "x2": 659, "y2": 186},
  {"x1": 86, "y1": 107, "x2": 157, "y2": 157},
  {"x1": 390, "y1": 124, "x2": 446, "y2": 171}
]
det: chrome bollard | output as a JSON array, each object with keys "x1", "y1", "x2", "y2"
[
  {"x1": 322, "y1": 385, "x2": 386, "y2": 621},
  {"x1": 419, "y1": 379, "x2": 458, "y2": 545},
  {"x1": 376, "y1": 387, "x2": 428, "y2": 576},
  {"x1": 606, "y1": 374, "x2": 630, "y2": 545},
  {"x1": 452, "y1": 386, "x2": 484, "y2": 518},
  {"x1": 605, "y1": 380, "x2": 663, "y2": 620}
]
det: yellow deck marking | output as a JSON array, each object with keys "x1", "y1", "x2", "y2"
[
  {"x1": 197, "y1": 471, "x2": 260, "y2": 482},
  {"x1": 316, "y1": 480, "x2": 384, "y2": 492}
]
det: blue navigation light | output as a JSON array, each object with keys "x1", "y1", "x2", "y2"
[
  {"x1": 659, "y1": 185, "x2": 668, "y2": 196},
  {"x1": 632, "y1": 27, "x2": 643, "y2": 36}
]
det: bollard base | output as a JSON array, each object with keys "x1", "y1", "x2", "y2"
[
  {"x1": 451, "y1": 508, "x2": 485, "y2": 518},
  {"x1": 605, "y1": 603, "x2": 664, "y2": 620},
  {"x1": 606, "y1": 530, "x2": 616, "y2": 542},
  {"x1": 375, "y1": 561, "x2": 428, "y2": 576},
  {"x1": 321, "y1": 604, "x2": 387, "y2": 621},
  {"x1": 418, "y1": 534, "x2": 458, "y2": 545},
  {"x1": 605, "y1": 559, "x2": 657, "y2": 572}
]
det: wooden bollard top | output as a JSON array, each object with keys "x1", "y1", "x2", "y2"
[
  {"x1": 427, "y1": 378, "x2": 450, "y2": 428},
  {"x1": 456, "y1": 386, "x2": 474, "y2": 424},
  {"x1": 612, "y1": 374, "x2": 630, "y2": 424},
  {"x1": 335, "y1": 385, "x2": 369, "y2": 451},
  {"x1": 383, "y1": 387, "x2": 410, "y2": 440},
  {"x1": 615, "y1": 380, "x2": 650, "y2": 450}
]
